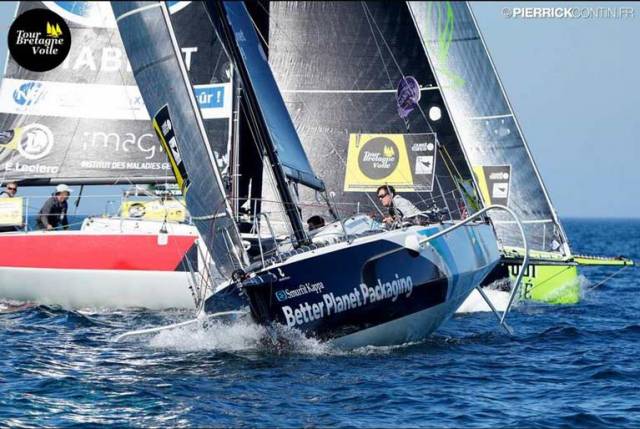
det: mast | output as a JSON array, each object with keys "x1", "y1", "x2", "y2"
[{"x1": 203, "y1": 1, "x2": 325, "y2": 246}]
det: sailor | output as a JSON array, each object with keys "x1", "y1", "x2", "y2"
[
  {"x1": 376, "y1": 185, "x2": 421, "y2": 225},
  {"x1": 0, "y1": 181, "x2": 18, "y2": 198},
  {"x1": 306, "y1": 215, "x2": 325, "y2": 232},
  {"x1": 37, "y1": 184, "x2": 72, "y2": 231}
]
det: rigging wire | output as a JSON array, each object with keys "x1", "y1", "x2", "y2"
[
  {"x1": 587, "y1": 265, "x2": 629, "y2": 291},
  {"x1": 360, "y1": 1, "x2": 467, "y2": 215}
]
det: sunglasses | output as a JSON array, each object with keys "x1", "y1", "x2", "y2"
[
  {"x1": 377, "y1": 193, "x2": 387, "y2": 199},
  {"x1": 7, "y1": 187, "x2": 17, "y2": 191}
]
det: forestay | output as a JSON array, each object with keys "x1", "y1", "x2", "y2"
[
  {"x1": 408, "y1": 1, "x2": 570, "y2": 254},
  {"x1": 112, "y1": 1, "x2": 246, "y2": 281}
]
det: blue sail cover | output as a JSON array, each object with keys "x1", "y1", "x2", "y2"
[
  {"x1": 408, "y1": 1, "x2": 570, "y2": 254},
  {"x1": 112, "y1": 1, "x2": 246, "y2": 280},
  {"x1": 211, "y1": 1, "x2": 324, "y2": 192}
]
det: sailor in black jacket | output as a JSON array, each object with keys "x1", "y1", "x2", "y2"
[{"x1": 36, "y1": 184, "x2": 72, "y2": 231}]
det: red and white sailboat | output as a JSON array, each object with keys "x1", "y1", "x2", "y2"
[
  {"x1": 0, "y1": 217, "x2": 203, "y2": 309},
  {"x1": 0, "y1": 1, "x2": 231, "y2": 309}
]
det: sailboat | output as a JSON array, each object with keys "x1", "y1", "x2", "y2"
[
  {"x1": 408, "y1": 1, "x2": 633, "y2": 307},
  {"x1": 113, "y1": 0, "x2": 515, "y2": 347},
  {"x1": 0, "y1": 1, "x2": 234, "y2": 309}
]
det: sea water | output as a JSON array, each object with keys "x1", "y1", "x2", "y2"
[{"x1": 0, "y1": 219, "x2": 638, "y2": 427}]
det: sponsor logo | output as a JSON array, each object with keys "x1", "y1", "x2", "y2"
[
  {"x1": 281, "y1": 275, "x2": 414, "y2": 328},
  {"x1": 61, "y1": 46, "x2": 132, "y2": 73},
  {"x1": 128, "y1": 203, "x2": 146, "y2": 218},
  {"x1": 3, "y1": 161, "x2": 59, "y2": 175},
  {"x1": 358, "y1": 137, "x2": 399, "y2": 180},
  {"x1": 79, "y1": 160, "x2": 170, "y2": 171},
  {"x1": 13, "y1": 81, "x2": 44, "y2": 106},
  {"x1": 17, "y1": 124, "x2": 54, "y2": 160},
  {"x1": 411, "y1": 142, "x2": 435, "y2": 152},
  {"x1": 81, "y1": 131, "x2": 162, "y2": 160},
  {"x1": 8, "y1": 8, "x2": 71, "y2": 72},
  {"x1": 492, "y1": 183, "x2": 509, "y2": 199},
  {"x1": 194, "y1": 84, "x2": 233, "y2": 119},
  {"x1": 0, "y1": 78, "x2": 149, "y2": 121},
  {"x1": 194, "y1": 86, "x2": 225, "y2": 109},
  {"x1": 473, "y1": 165, "x2": 511, "y2": 206},
  {"x1": 1, "y1": 80, "x2": 231, "y2": 121},
  {"x1": 488, "y1": 171, "x2": 509, "y2": 180},
  {"x1": 344, "y1": 133, "x2": 437, "y2": 192},
  {"x1": 414, "y1": 155, "x2": 434, "y2": 175},
  {"x1": 396, "y1": 76, "x2": 421, "y2": 119},
  {"x1": 274, "y1": 282, "x2": 325, "y2": 302},
  {"x1": 153, "y1": 105, "x2": 190, "y2": 191},
  {"x1": 46, "y1": 22, "x2": 63, "y2": 38}
]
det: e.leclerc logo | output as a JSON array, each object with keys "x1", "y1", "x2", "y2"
[{"x1": 8, "y1": 8, "x2": 71, "y2": 72}]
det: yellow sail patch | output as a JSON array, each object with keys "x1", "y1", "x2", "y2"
[
  {"x1": 344, "y1": 134, "x2": 416, "y2": 192},
  {"x1": 120, "y1": 199, "x2": 187, "y2": 222},
  {"x1": 0, "y1": 197, "x2": 23, "y2": 226}
]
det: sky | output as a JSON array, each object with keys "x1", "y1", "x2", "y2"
[{"x1": 0, "y1": 1, "x2": 639, "y2": 218}]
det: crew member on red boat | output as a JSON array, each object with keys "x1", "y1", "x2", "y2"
[
  {"x1": 36, "y1": 184, "x2": 72, "y2": 231},
  {"x1": 0, "y1": 181, "x2": 18, "y2": 198}
]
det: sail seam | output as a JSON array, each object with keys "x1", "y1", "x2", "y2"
[
  {"x1": 115, "y1": 3, "x2": 162, "y2": 22},
  {"x1": 281, "y1": 87, "x2": 439, "y2": 94},
  {"x1": 466, "y1": 113, "x2": 513, "y2": 121}
]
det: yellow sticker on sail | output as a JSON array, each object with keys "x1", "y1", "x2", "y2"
[
  {"x1": 153, "y1": 105, "x2": 190, "y2": 194},
  {"x1": 0, "y1": 128, "x2": 21, "y2": 151},
  {"x1": 0, "y1": 197, "x2": 23, "y2": 226},
  {"x1": 472, "y1": 165, "x2": 511, "y2": 206},
  {"x1": 120, "y1": 199, "x2": 187, "y2": 222},
  {"x1": 344, "y1": 133, "x2": 436, "y2": 192}
]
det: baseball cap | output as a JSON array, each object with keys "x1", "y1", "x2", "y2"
[{"x1": 56, "y1": 184, "x2": 72, "y2": 194}]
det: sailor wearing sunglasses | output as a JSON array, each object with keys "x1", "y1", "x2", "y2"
[{"x1": 376, "y1": 184, "x2": 420, "y2": 225}]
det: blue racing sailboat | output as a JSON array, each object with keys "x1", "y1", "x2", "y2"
[{"x1": 113, "y1": 0, "x2": 509, "y2": 347}]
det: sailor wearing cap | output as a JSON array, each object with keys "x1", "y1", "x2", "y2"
[{"x1": 36, "y1": 184, "x2": 72, "y2": 231}]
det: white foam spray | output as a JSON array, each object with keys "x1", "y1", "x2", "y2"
[{"x1": 144, "y1": 317, "x2": 421, "y2": 356}]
